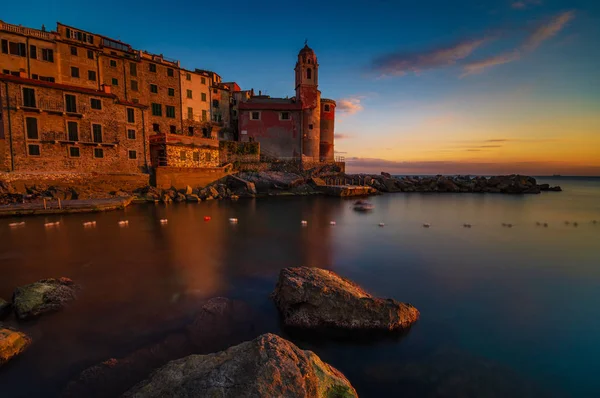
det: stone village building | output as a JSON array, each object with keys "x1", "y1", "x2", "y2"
[{"x1": 0, "y1": 20, "x2": 338, "y2": 183}]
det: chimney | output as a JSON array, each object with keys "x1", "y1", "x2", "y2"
[
  {"x1": 259, "y1": 90, "x2": 262, "y2": 96},
  {"x1": 101, "y1": 84, "x2": 111, "y2": 94}
]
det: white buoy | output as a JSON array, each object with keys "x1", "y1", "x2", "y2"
[
  {"x1": 229, "y1": 218, "x2": 238, "y2": 224},
  {"x1": 44, "y1": 222, "x2": 55, "y2": 228},
  {"x1": 83, "y1": 221, "x2": 96, "y2": 228},
  {"x1": 9, "y1": 221, "x2": 25, "y2": 228},
  {"x1": 160, "y1": 219, "x2": 168, "y2": 224},
  {"x1": 301, "y1": 220, "x2": 308, "y2": 226},
  {"x1": 118, "y1": 220, "x2": 129, "y2": 227},
  {"x1": 330, "y1": 221, "x2": 336, "y2": 226},
  {"x1": 423, "y1": 223, "x2": 430, "y2": 228},
  {"x1": 378, "y1": 223, "x2": 385, "y2": 227}
]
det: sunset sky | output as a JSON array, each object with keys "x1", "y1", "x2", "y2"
[{"x1": 5, "y1": 0, "x2": 599, "y2": 175}]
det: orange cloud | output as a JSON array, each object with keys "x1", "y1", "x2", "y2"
[
  {"x1": 336, "y1": 97, "x2": 364, "y2": 114},
  {"x1": 461, "y1": 50, "x2": 520, "y2": 76}
]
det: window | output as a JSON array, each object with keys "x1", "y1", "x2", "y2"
[
  {"x1": 206, "y1": 152, "x2": 212, "y2": 162},
  {"x1": 186, "y1": 89, "x2": 192, "y2": 99},
  {"x1": 87, "y1": 50, "x2": 94, "y2": 60},
  {"x1": 22, "y1": 88, "x2": 36, "y2": 108},
  {"x1": 127, "y1": 108, "x2": 135, "y2": 123},
  {"x1": 127, "y1": 129, "x2": 136, "y2": 139},
  {"x1": 150, "y1": 84, "x2": 158, "y2": 93},
  {"x1": 88, "y1": 70, "x2": 97, "y2": 81},
  {"x1": 180, "y1": 151, "x2": 186, "y2": 160},
  {"x1": 187, "y1": 107, "x2": 193, "y2": 120},
  {"x1": 65, "y1": 94, "x2": 77, "y2": 113},
  {"x1": 131, "y1": 80, "x2": 138, "y2": 91},
  {"x1": 29, "y1": 45, "x2": 37, "y2": 59},
  {"x1": 2, "y1": 40, "x2": 26, "y2": 56},
  {"x1": 186, "y1": 73, "x2": 191, "y2": 81},
  {"x1": 188, "y1": 127, "x2": 194, "y2": 136},
  {"x1": 168, "y1": 88, "x2": 174, "y2": 96},
  {"x1": 71, "y1": 67, "x2": 80, "y2": 78},
  {"x1": 130, "y1": 63, "x2": 137, "y2": 76},
  {"x1": 324, "y1": 104, "x2": 330, "y2": 112},
  {"x1": 112, "y1": 78, "x2": 118, "y2": 86},
  {"x1": 213, "y1": 88, "x2": 218, "y2": 94},
  {"x1": 280, "y1": 112, "x2": 290, "y2": 120},
  {"x1": 94, "y1": 148, "x2": 104, "y2": 158},
  {"x1": 109, "y1": 60, "x2": 117, "y2": 67},
  {"x1": 201, "y1": 77, "x2": 206, "y2": 84},
  {"x1": 201, "y1": 93, "x2": 207, "y2": 102},
  {"x1": 67, "y1": 121, "x2": 79, "y2": 141},
  {"x1": 90, "y1": 98, "x2": 102, "y2": 110},
  {"x1": 26, "y1": 117, "x2": 39, "y2": 140},
  {"x1": 128, "y1": 150, "x2": 137, "y2": 159},
  {"x1": 102, "y1": 38, "x2": 128, "y2": 51},
  {"x1": 92, "y1": 124, "x2": 102, "y2": 143},
  {"x1": 32, "y1": 74, "x2": 39, "y2": 80},
  {"x1": 70, "y1": 46, "x2": 78, "y2": 56},
  {"x1": 170, "y1": 125, "x2": 177, "y2": 134},
  {"x1": 42, "y1": 48, "x2": 54, "y2": 62},
  {"x1": 232, "y1": 110, "x2": 237, "y2": 117},
  {"x1": 0, "y1": 40, "x2": 6, "y2": 54},
  {"x1": 40, "y1": 76, "x2": 55, "y2": 82},
  {"x1": 166, "y1": 105, "x2": 175, "y2": 118},
  {"x1": 69, "y1": 146, "x2": 80, "y2": 157},
  {"x1": 309, "y1": 124, "x2": 314, "y2": 130},
  {"x1": 251, "y1": 111, "x2": 260, "y2": 120},
  {"x1": 152, "y1": 123, "x2": 160, "y2": 132},
  {"x1": 307, "y1": 68, "x2": 312, "y2": 79},
  {"x1": 151, "y1": 103, "x2": 162, "y2": 116},
  {"x1": 167, "y1": 68, "x2": 174, "y2": 77},
  {"x1": 202, "y1": 110, "x2": 207, "y2": 121},
  {"x1": 193, "y1": 152, "x2": 199, "y2": 161},
  {"x1": 212, "y1": 99, "x2": 219, "y2": 108},
  {"x1": 149, "y1": 63, "x2": 156, "y2": 73},
  {"x1": 28, "y1": 144, "x2": 40, "y2": 156}
]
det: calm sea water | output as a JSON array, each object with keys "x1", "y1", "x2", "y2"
[{"x1": 0, "y1": 177, "x2": 599, "y2": 397}]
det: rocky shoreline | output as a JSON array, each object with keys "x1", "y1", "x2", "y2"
[{"x1": 0, "y1": 171, "x2": 562, "y2": 209}]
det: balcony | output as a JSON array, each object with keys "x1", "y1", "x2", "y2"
[
  {"x1": 11, "y1": 97, "x2": 89, "y2": 115},
  {"x1": 40, "y1": 131, "x2": 118, "y2": 146},
  {"x1": 0, "y1": 21, "x2": 57, "y2": 40}
]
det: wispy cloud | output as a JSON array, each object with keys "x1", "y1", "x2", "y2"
[
  {"x1": 486, "y1": 139, "x2": 509, "y2": 142},
  {"x1": 370, "y1": 38, "x2": 490, "y2": 77},
  {"x1": 462, "y1": 11, "x2": 575, "y2": 76},
  {"x1": 334, "y1": 133, "x2": 354, "y2": 140},
  {"x1": 511, "y1": 0, "x2": 542, "y2": 10},
  {"x1": 336, "y1": 97, "x2": 364, "y2": 114},
  {"x1": 522, "y1": 11, "x2": 575, "y2": 51}
]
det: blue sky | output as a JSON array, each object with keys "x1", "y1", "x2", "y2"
[{"x1": 4, "y1": 0, "x2": 600, "y2": 174}]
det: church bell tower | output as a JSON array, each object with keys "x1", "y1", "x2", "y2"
[{"x1": 295, "y1": 42, "x2": 321, "y2": 160}]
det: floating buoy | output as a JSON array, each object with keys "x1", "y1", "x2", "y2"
[
  {"x1": 204, "y1": 216, "x2": 211, "y2": 221},
  {"x1": 229, "y1": 218, "x2": 238, "y2": 224},
  {"x1": 83, "y1": 221, "x2": 96, "y2": 228},
  {"x1": 301, "y1": 220, "x2": 308, "y2": 226},
  {"x1": 423, "y1": 223, "x2": 430, "y2": 228},
  {"x1": 9, "y1": 221, "x2": 25, "y2": 228},
  {"x1": 378, "y1": 223, "x2": 385, "y2": 227},
  {"x1": 160, "y1": 219, "x2": 168, "y2": 224},
  {"x1": 330, "y1": 221, "x2": 336, "y2": 226},
  {"x1": 118, "y1": 220, "x2": 129, "y2": 227},
  {"x1": 44, "y1": 222, "x2": 59, "y2": 228}
]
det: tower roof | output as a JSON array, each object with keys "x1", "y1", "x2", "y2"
[{"x1": 299, "y1": 43, "x2": 314, "y2": 55}]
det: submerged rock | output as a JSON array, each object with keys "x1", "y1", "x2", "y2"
[
  {"x1": 124, "y1": 333, "x2": 357, "y2": 398},
  {"x1": 272, "y1": 267, "x2": 419, "y2": 332},
  {"x1": 0, "y1": 328, "x2": 31, "y2": 366},
  {"x1": 0, "y1": 298, "x2": 10, "y2": 319},
  {"x1": 12, "y1": 277, "x2": 78, "y2": 320}
]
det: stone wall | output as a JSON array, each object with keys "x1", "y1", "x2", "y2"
[
  {"x1": 0, "y1": 79, "x2": 147, "y2": 173},
  {"x1": 165, "y1": 145, "x2": 219, "y2": 168},
  {"x1": 219, "y1": 141, "x2": 260, "y2": 164},
  {"x1": 154, "y1": 166, "x2": 232, "y2": 189}
]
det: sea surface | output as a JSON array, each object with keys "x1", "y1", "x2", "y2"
[{"x1": 0, "y1": 177, "x2": 599, "y2": 397}]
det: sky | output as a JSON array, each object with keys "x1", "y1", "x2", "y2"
[{"x1": 4, "y1": 0, "x2": 600, "y2": 175}]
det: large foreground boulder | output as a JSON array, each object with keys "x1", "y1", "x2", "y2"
[
  {"x1": 12, "y1": 277, "x2": 78, "y2": 320},
  {"x1": 124, "y1": 333, "x2": 357, "y2": 398},
  {"x1": 272, "y1": 267, "x2": 419, "y2": 332},
  {"x1": 0, "y1": 328, "x2": 31, "y2": 366}
]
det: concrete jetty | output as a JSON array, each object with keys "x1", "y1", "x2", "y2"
[{"x1": 0, "y1": 197, "x2": 133, "y2": 218}]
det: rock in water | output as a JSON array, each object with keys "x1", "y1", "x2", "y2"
[
  {"x1": 12, "y1": 277, "x2": 78, "y2": 320},
  {"x1": 272, "y1": 267, "x2": 419, "y2": 331},
  {"x1": 0, "y1": 328, "x2": 31, "y2": 366},
  {"x1": 124, "y1": 333, "x2": 357, "y2": 398},
  {"x1": 0, "y1": 298, "x2": 11, "y2": 319}
]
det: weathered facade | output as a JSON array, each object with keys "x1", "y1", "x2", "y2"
[
  {"x1": 238, "y1": 44, "x2": 336, "y2": 162},
  {"x1": 0, "y1": 74, "x2": 147, "y2": 173}
]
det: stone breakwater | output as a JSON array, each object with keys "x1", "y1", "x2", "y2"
[{"x1": 1, "y1": 171, "x2": 562, "y2": 207}]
